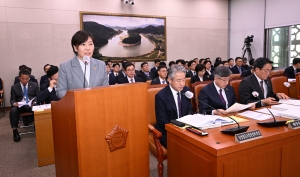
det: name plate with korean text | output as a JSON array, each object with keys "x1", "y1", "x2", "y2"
[
  {"x1": 235, "y1": 130, "x2": 262, "y2": 143},
  {"x1": 288, "y1": 120, "x2": 300, "y2": 129}
]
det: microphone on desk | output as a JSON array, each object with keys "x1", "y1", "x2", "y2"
[
  {"x1": 83, "y1": 56, "x2": 90, "y2": 88},
  {"x1": 252, "y1": 91, "x2": 286, "y2": 127},
  {"x1": 196, "y1": 96, "x2": 249, "y2": 135},
  {"x1": 284, "y1": 82, "x2": 300, "y2": 95}
]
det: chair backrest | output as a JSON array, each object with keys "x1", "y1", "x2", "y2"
[
  {"x1": 229, "y1": 74, "x2": 241, "y2": 79},
  {"x1": 194, "y1": 83, "x2": 209, "y2": 113},
  {"x1": 148, "y1": 84, "x2": 167, "y2": 89},
  {"x1": 270, "y1": 75, "x2": 289, "y2": 96},
  {"x1": 185, "y1": 78, "x2": 191, "y2": 90},
  {"x1": 269, "y1": 70, "x2": 284, "y2": 77},
  {"x1": 148, "y1": 87, "x2": 164, "y2": 126},
  {"x1": 229, "y1": 79, "x2": 242, "y2": 103},
  {"x1": 146, "y1": 80, "x2": 151, "y2": 86},
  {"x1": 296, "y1": 73, "x2": 300, "y2": 99}
]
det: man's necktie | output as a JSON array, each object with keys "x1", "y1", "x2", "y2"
[
  {"x1": 130, "y1": 79, "x2": 133, "y2": 83},
  {"x1": 162, "y1": 80, "x2": 166, "y2": 84},
  {"x1": 219, "y1": 89, "x2": 226, "y2": 105},
  {"x1": 177, "y1": 92, "x2": 182, "y2": 118},
  {"x1": 260, "y1": 80, "x2": 265, "y2": 98},
  {"x1": 238, "y1": 67, "x2": 242, "y2": 74},
  {"x1": 23, "y1": 84, "x2": 29, "y2": 103}
]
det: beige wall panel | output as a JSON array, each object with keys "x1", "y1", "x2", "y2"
[
  {"x1": 182, "y1": 17, "x2": 206, "y2": 29},
  {"x1": 6, "y1": 7, "x2": 52, "y2": 23},
  {"x1": 0, "y1": 23, "x2": 11, "y2": 79},
  {"x1": 7, "y1": 23, "x2": 54, "y2": 81},
  {"x1": 163, "y1": 0, "x2": 183, "y2": 17},
  {"x1": 166, "y1": 27, "x2": 183, "y2": 61},
  {"x1": 207, "y1": 19, "x2": 228, "y2": 29},
  {"x1": 52, "y1": 10, "x2": 80, "y2": 25},
  {"x1": 155, "y1": 0, "x2": 165, "y2": 16},
  {"x1": 125, "y1": 0, "x2": 156, "y2": 16},
  {"x1": 0, "y1": 7, "x2": 6, "y2": 22},
  {"x1": 51, "y1": 0, "x2": 83, "y2": 11},
  {"x1": 206, "y1": 29, "x2": 228, "y2": 60},
  {"x1": 5, "y1": 0, "x2": 51, "y2": 9},
  {"x1": 181, "y1": 0, "x2": 207, "y2": 18},
  {"x1": 0, "y1": 0, "x2": 5, "y2": 6},
  {"x1": 89, "y1": 0, "x2": 126, "y2": 14},
  {"x1": 167, "y1": 16, "x2": 183, "y2": 28},
  {"x1": 207, "y1": 0, "x2": 228, "y2": 20},
  {"x1": 52, "y1": 24, "x2": 80, "y2": 66},
  {"x1": 181, "y1": 28, "x2": 207, "y2": 59}
]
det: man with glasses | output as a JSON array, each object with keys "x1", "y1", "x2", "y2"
[
  {"x1": 198, "y1": 66, "x2": 236, "y2": 115},
  {"x1": 151, "y1": 65, "x2": 169, "y2": 85},
  {"x1": 155, "y1": 65, "x2": 193, "y2": 148},
  {"x1": 118, "y1": 62, "x2": 143, "y2": 84},
  {"x1": 239, "y1": 57, "x2": 289, "y2": 108},
  {"x1": 230, "y1": 57, "x2": 244, "y2": 74}
]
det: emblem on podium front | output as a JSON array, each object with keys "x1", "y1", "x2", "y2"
[{"x1": 105, "y1": 125, "x2": 129, "y2": 152}]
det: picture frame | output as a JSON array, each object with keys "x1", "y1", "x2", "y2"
[{"x1": 80, "y1": 12, "x2": 167, "y2": 62}]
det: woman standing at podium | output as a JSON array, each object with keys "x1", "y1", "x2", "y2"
[{"x1": 56, "y1": 30, "x2": 108, "y2": 99}]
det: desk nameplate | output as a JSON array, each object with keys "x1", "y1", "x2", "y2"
[{"x1": 235, "y1": 130, "x2": 262, "y2": 143}]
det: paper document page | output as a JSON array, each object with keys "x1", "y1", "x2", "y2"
[
  {"x1": 238, "y1": 110, "x2": 273, "y2": 120},
  {"x1": 226, "y1": 103, "x2": 252, "y2": 113},
  {"x1": 17, "y1": 98, "x2": 35, "y2": 108},
  {"x1": 279, "y1": 99, "x2": 300, "y2": 106},
  {"x1": 32, "y1": 104, "x2": 51, "y2": 111},
  {"x1": 271, "y1": 104, "x2": 299, "y2": 111},
  {"x1": 254, "y1": 108, "x2": 282, "y2": 116}
]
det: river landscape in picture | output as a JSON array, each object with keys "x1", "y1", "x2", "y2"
[{"x1": 82, "y1": 13, "x2": 166, "y2": 61}]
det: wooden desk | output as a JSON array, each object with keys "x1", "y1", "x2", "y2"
[
  {"x1": 34, "y1": 109, "x2": 55, "y2": 166},
  {"x1": 166, "y1": 117, "x2": 300, "y2": 177}
]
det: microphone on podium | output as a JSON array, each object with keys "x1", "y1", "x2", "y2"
[
  {"x1": 83, "y1": 56, "x2": 90, "y2": 88},
  {"x1": 252, "y1": 91, "x2": 286, "y2": 127},
  {"x1": 184, "y1": 91, "x2": 249, "y2": 135}
]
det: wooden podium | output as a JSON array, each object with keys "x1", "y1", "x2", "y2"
[{"x1": 51, "y1": 83, "x2": 149, "y2": 177}]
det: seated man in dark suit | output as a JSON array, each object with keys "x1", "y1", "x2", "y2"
[
  {"x1": 239, "y1": 57, "x2": 289, "y2": 108},
  {"x1": 118, "y1": 62, "x2": 143, "y2": 84},
  {"x1": 10, "y1": 69, "x2": 39, "y2": 142},
  {"x1": 151, "y1": 65, "x2": 169, "y2": 85},
  {"x1": 154, "y1": 65, "x2": 193, "y2": 148},
  {"x1": 241, "y1": 58, "x2": 250, "y2": 70},
  {"x1": 198, "y1": 66, "x2": 236, "y2": 115},
  {"x1": 37, "y1": 66, "x2": 59, "y2": 104},
  {"x1": 138, "y1": 62, "x2": 155, "y2": 82},
  {"x1": 39, "y1": 64, "x2": 51, "y2": 88},
  {"x1": 109, "y1": 63, "x2": 120, "y2": 85},
  {"x1": 283, "y1": 58, "x2": 300, "y2": 78},
  {"x1": 115, "y1": 61, "x2": 127, "y2": 84},
  {"x1": 230, "y1": 57, "x2": 244, "y2": 74},
  {"x1": 150, "y1": 59, "x2": 160, "y2": 78},
  {"x1": 185, "y1": 60, "x2": 197, "y2": 78},
  {"x1": 14, "y1": 65, "x2": 38, "y2": 84},
  {"x1": 191, "y1": 64, "x2": 213, "y2": 84}
]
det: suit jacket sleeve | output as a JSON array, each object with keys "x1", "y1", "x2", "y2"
[
  {"x1": 10, "y1": 85, "x2": 17, "y2": 106},
  {"x1": 238, "y1": 79, "x2": 263, "y2": 107},
  {"x1": 37, "y1": 83, "x2": 50, "y2": 104},
  {"x1": 56, "y1": 63, "x2": 68, "y2": 99},
  {"x1": 198, "y1": 87, "x2": 213, "y2": 114},
  {"x1": 155, "y1": 92, "x2": 169, "y2": 130}
]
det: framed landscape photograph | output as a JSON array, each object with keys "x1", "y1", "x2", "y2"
[{"x1": 80, "y1": 12, "x2": 166, "y2": 62}]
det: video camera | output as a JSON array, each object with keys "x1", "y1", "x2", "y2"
[{"x1": 244, "y1": 35, "x2": 254, "y2": 44}]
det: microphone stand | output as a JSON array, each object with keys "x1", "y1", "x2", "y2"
[
  {"x1": 253, "y1": 94, "x2": 286, "y2": 127},
  {"x1": 198, "y1": 99, "x2": 249, "y2": 135},
  {"x1": 83, "y1": 62, "x2": 87, "y2": 88}
]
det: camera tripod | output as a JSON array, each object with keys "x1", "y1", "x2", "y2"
[{"x1": 242, "y1": 43, "x2": 254, "y2": 61}]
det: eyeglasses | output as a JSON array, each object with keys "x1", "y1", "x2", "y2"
[
  {"x1": 173, "y1": 78, "x2": 186, "y2": 83},
  {"x1": 217, "y1": 77, "x2": 231, "y2": 83},
  {"x1": 260, "y1": 68, "x2": 271, "y2": 73}
]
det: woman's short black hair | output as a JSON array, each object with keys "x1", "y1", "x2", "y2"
[
  {"x1": 46, "y1": 66, "x2": 59, "y2": 78},
  {"x1": 195, "y1": 64, "x2": 206, "y2": 73},
  {"x1": 71, "y1": 30, "x2": 94, "y2": 55}
]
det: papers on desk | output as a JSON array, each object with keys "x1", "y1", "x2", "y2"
[
  {"x1": 279, "y1": 99, "x2": 300, "y2": 106},
  {"x1": 277, "y1": 110, "x2": 300, "y2": 119},
  {"x1": 271, "y1": 104, "x2": 299, "y2": 111},
  {"x1": 226, "y1": 103, "x2": 252, "y2": 113},
  {"x1": 238, "y1": 110, "x2": 273, "y2": 121},
  {"x1": 254, "y1": 108, "x2": 282, "y2": 117},
  {"x1": 177, "y1": 114, "x2": 235, "y2": 130},
  {"x1": 17, "y1": 98, "x2": 35, "y2": 108},
  {"x1": 32, "y1": 104, "x2": 51, "y2": 111},
  {"x1": 288, "y1": 79, "x2": 296, "y2": 82}
]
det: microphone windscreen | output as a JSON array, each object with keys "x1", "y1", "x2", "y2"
[
  {"x1": 252, "y1": 91, "x2": 259, "y2": 97},
  {"x1": 284, "y1": 82, "x2": 290, "y2": 87},
  {"x1": 184, "y1": 91, "x2": 194, "y2": 99},
  {"x1": 83, "y1": 56, "x2": 90, "y2": 64}
]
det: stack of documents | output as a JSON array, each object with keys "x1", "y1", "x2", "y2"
[
  {"x1": 177, "y1": 114, "x2": 236, "y2": 130},
  {"x1": 32, "y1": 104, "x2": 51, "y2": 111},
  {"x1": 238, "y1": 110, "x2": 273, "y2": 121},
  {"x1": 271, "y1": 104, "x2": 299, "y2": 111},
  {"x1": 279, "y1": 99, "x2": 300, "y2": 106}
]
